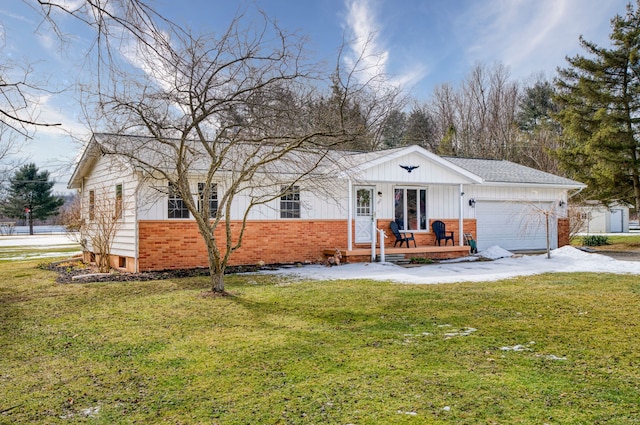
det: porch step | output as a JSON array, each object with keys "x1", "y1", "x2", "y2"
[{"x1": 377, "y1": 254, "x2": 410, "y2": 264}]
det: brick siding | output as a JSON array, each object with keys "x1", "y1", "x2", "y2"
[
  {"x1": 137, "y1": 218, "x2": 477, "y2": 271},
  {"x1": 138, "y1": 220, "x2": 349, "y2": 271},
  {"x1": 557, "y1": 217, "x2": 570, "y2": 247}
]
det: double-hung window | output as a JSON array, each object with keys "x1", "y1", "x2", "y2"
[
  {"x1": 168, "y1": 182, "x2": 189, "y2": 219},
  {"x1": 198, "y1": 183, "x2": 218, "y2": 218},
  {"x1": 394, "y1": 187, "x2": 427, "y2": 231},
  {"x1": 280, "y1": 185, "x2": 300, "y2": 218}
]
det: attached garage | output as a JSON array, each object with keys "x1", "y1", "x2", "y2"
[{"x1": 475, "y1": 201, "x2": 556, "y2": 251}]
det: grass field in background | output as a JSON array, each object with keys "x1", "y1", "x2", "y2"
[
  {"x1": 572, "y1": 233, "x2": 640, "y2": 251},
  {"x1": 1, "y1": 257, "x2": 639, "y2": 424}
]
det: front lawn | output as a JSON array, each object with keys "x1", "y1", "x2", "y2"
[{"x1": 1, "y1": 259, "x2": 639, "y2": 424}]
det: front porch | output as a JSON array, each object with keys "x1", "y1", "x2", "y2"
[{"x1": 324, "y1": 244, "x2": 471, "y2": 264}]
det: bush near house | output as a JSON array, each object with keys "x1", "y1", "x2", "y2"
[{"x1": 581, "y1": 235, "x2": 610, "y2": 246}]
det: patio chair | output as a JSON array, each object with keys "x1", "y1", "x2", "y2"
[
  {"x1": 432, "y1": 220, "x2": 454, "y2": 246},
  {"x1": 389, "y1": 221, "x2": 416, "y2": 248}
]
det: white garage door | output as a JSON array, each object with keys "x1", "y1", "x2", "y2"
[{"x1": 475, "y1": 201, "x2": 556, "y2": 251}]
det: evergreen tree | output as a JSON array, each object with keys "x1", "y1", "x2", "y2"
[
  {"x1": 2, "y1": 163, "x2": 64, "y2": 234},
  {"x1": 403, "y1": 107, "x2": 437, "y2": 151},
  {"x1": 518, "y1": 80, "x2": 558, "y2": 132},
  {"x1": 380, "y1": 109, "x2": 406, "y2": 148},
  {"x1": 516, "y1": 79, "x2": 563, "y2": 174},
  {"x1": 555, "y1": 1, "x2": 640, "y2": 210}
]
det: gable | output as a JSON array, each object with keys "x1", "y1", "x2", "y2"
[
  {"x1": 337, "y1": 145, "x2": 483, "y2": 185},
  {"x1": 358, "y1": 152, "x2": 480, "y2": 184}
]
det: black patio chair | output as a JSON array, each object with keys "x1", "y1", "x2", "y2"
[
  {"x1": 432, "y1": 220, "x2": 454, "y2": 246},
  {"x1": 389, "y1": 221, "x2": 416, "y2": 248}
]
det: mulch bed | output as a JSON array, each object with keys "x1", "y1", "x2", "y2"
[{"x1": 45, "y1": 260, "x2": 262, "y2": 284}]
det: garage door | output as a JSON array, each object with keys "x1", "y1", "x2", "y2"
[{"x1": 475, "y1": 201, "x2": 556, "y2": 251}]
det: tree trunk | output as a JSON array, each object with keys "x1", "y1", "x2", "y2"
[
  {"x1": 210, "y1": 269, "x2": 225, "y2": 293},
  {"x1": 205, "y1": 239, "x2": 226, "y2": 293},
  {"x1": 28, "y1": 211, "x2": 34, "y2": 235},
  {"x1": 546, "y1": 213, "x2": 551, "y2": 259}
]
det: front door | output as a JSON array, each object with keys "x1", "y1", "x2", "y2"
[{"x1": 354, "y1": 186, "x2": 375, "y2": 244}]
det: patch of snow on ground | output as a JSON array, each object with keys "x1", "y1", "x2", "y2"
[
  {"x1": 0, "y1": 234, "x2": 78, "y2": 247},
  {"x1": 477, "y1": 245, "x2": 515, "y2": 260},
  {"x1": 260, "y1": 246, "x2": 640, "y2": 284}
]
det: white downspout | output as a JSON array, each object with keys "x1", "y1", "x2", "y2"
[
  {"x1": 134, "y1": 173, "x2": 140, "y2": 273},
  {"x1": 347, "y1": 179, "x2": 353, "y2": 251},
  {"x1": 459, "y1": 184, "x2": 464, "y2": 246}
]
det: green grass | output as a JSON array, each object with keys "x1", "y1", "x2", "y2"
[
  {"x1": 572, "y1": 234, "x2": 640, "y2": 251},
  {"x1": 2, "y1": 259, "x2": 640, "y2": 424}
]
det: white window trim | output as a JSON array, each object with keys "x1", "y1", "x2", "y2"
[
  {"x1": 394, "y1": 186, "x2": 429, "y2": 232},
  {"x1": 279, "y1": 185, "x2": 301, "y2": 219}
]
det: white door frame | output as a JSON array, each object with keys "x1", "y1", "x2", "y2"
[{"x1": 354, "y1": 185, "x2": 375, "y2": 244}]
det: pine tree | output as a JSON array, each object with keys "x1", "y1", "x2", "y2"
[
  {"x1": 2, "y1": 163, "x2": 64, "y2": 234},
  {"x1": 555, "y1": 1, "x2": 640, "y2": 211}
]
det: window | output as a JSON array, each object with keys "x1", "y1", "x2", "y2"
[
  {"x1": 168, "y1": 183, "x2": 189, "y2": 219},
  {"x1": 115, "y1": 183, "x2": 123, "y2": 219},
  {"x1": 394, "y1": 187, "x2": 427, "y2": 231},
  {"x1": 280, "y1": 185, "x2": 300, "y2": 218},
  {"x1": 356, "y1": 188, "x2": 372, "y2": 216},
  {"x1": 198, "y1": 183, "x2": 218, "y2": 218},
  {"x1": 88, "y1": 190, "x2": 95, "y2": 221}
]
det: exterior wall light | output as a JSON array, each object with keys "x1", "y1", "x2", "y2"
[
  {"x1": 559, "y1": 200, "x2": 566, "y2": 207},
  {"x1": 468, "y1": 198, "x2": 476, "y2": 207}
]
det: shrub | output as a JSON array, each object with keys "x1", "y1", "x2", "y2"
[
  {"x1": 409, "y1": 257, "x2": 433, "y2": 264},
  {"x1": 582, "y1": 235, "x2": 610, "y2": 246}
]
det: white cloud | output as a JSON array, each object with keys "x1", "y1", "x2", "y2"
[
  {"x1": 30, "y1": 94, "x2": 88, "y2": 137},
  {"x1": 342, "y1": 0, "x2": 427, "y2": 90},
  {"x1": 343, "y1": 0, "x2": 389, "y2": 81},
  {"x1": 459, "y1": 0, "x2": 624, "y2": 80}
]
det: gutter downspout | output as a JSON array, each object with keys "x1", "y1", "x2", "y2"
[
  {"x1": 348, "y1": 179, "x2": 353, "y2": 251},
  {"x1": 459, "y1": 184, "x2": 464, "y2": 246},
  {"x1": 134, "y1": 172, "x2": 141, "y2": 273}
]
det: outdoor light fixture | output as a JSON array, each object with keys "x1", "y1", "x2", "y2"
[
  {"x1": 468, "y1": 198, "x2": 476, "y2": 208},
  {"x1": 559, "y1": 200, "x2": 566, "y2": 207}
]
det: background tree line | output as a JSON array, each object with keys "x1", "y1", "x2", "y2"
[{"x1": 377, "y1": 64, "x2": 561, "y2": 175}]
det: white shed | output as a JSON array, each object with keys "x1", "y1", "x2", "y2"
[{"x1": 578, "y1": 201, "x2": 630, "y2": 234}]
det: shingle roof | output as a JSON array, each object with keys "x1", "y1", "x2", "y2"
[{"x1": 444, "y1": 157, "x2": 584, "y2": 187}]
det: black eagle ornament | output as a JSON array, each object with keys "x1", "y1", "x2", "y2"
[{"x1": 400, "y1": 164, "x2": 419, "y2": 173}]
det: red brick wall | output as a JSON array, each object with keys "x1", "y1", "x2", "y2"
[
  {"x1": 138, "y1": 220, "x2": 348, "y2": 271},
  {"x1": 557, "y1": 217, "x2": 570, "y2": 247},
  {"x1": 374, "y1": 219, "x2": 476, "y2": 247},
  {"x1": 137, "y1": 218, "x2": 477, "y2": 271}
]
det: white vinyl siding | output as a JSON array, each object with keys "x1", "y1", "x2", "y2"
[{"x1": 80, "y1": 155, "x2": 138, "y2": 258}]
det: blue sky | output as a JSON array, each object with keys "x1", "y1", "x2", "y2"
[{"x1": 0, "y1": 0, "x2": 628, "y2": 192}]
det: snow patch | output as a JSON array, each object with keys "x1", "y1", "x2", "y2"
[
  {"x1": 477, "y1": 245, "x2": 514, "y2": 260},
  {"x1": 260, "y1": 246, "x2": 640, "y2": 285}
]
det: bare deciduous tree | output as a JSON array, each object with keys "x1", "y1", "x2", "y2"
[
  {"x1": 429, "y1": 63, "x2": 520, "y2": 160},
  {"x1": 36, "y1": 1, "x2": 399, "y2": 293}
]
